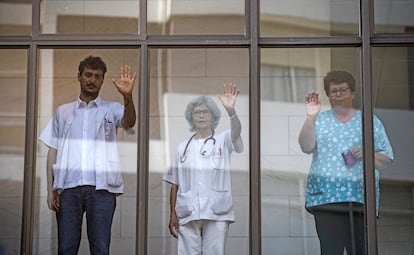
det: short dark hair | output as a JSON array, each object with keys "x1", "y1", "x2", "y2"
[
  {"x1": 323, "y1": 70, "x2": 356, "y2": 96},
  {"x1": 78, "y1": 55, "x2": 107, "y2": 77}
]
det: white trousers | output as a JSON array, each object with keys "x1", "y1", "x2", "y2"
[{"x1": 177, "y1": 220, "x2": 229, "y2": 255}]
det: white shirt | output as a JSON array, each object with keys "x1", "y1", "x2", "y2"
[
  {"x1": 69, "y1": 99, "x2": 98, "y2": 186},
  {"x1": 163, "y1": 130, "x2": 243, "y2": 225},
  {"x1": 39, "y1": 96, "x2": 134, "y2": 194}
]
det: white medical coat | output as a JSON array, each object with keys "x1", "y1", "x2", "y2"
[{"x1": 163, "y1": 129, "x2": 243, "y2": 225}]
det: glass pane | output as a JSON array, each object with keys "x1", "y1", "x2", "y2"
[
  {"x1": 0, "y1": 49, "x2": 27, "y2": 255},
  {"x1": 260, "y1": 0, "x2": 359, "y2": 37},
  {"x1": 373, "y1": 47, "x2": 413, "y2": 254},
  {"x1": 261, "y1": 48, "x2": 371, "y2": 254},
  {"x1": 148, "y1": 48, "x2": 249, "y2": 254},
  {"x1": 0, "y1": 0, "x2": 32, "y2": 35},
  {"x1": 147, "y1": 0, "x2": 245, "y2": 35},
  {"x1": 40, "y1": 0, "x2": 140, "y2": 34},
  {"x1": 34, "y1": 49, "x2": 139, "y2": 254},
  {"x1": 375, "y1": 0, "x2": 414, "y2": 33}
]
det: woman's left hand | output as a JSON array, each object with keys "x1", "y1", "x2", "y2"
[
  {"x1": 350, "y1": 146, "x2": 363, "y2": 160},
  {"x1": 218, "y1": 82, "x2": 240, "y2": 112}
]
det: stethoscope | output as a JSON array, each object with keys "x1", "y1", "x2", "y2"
[{"x1": 180, "y1": 130, "x2": 216, "y2": 163}]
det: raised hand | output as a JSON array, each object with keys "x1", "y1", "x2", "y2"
[
  {"x1": 112, "y1": 64, "x2": 137, "y2": 96},
  {"x1": 218, "y1": 82, "x2": 240, "y2": 113},
  {"x1": 305, "y1": 91, "x2": 321, "y2": 118}
]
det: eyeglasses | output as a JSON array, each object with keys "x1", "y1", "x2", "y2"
[
  {"x1": 192, "y1": 109, "x2": 211, "y2": 117},
  {"x1": 328, "y1": 88, "x2": 350, "y2": 97}
]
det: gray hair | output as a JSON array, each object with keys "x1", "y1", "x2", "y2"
[{"x1": 185, "y1": 96, "x2": 221, "y2": 132}]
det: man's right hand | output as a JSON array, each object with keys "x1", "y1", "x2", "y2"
[{"x1": 47, "y1": 190, "x2": 60, "y2": 212}]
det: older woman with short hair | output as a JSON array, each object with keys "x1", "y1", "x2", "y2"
[
  {"x1": 298, "y1": 70, "x2": 394, "y2": 255},
  {"x1": 163, "y1": 83, "x2": 243, "y2": 255}
]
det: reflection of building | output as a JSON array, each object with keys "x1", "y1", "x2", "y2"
[{"x1": 1, "y1": 0, "x2": 414, "y2": 254}]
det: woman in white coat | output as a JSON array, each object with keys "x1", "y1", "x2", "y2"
[{"x1": 163, "y1": 83, "x2": 243, "y2": 255}]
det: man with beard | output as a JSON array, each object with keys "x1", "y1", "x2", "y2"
[{"x1": 39, "y1": 55, "x2": 137, "y2": 255}]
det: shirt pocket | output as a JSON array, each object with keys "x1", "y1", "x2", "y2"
[
  {"x1": 212, "y1": 190, "x2": 233, "y2": 215},
  {"x1": 104, "y1": 115, "x2": 116, "y2": 141},
  {"x1": 106, "y1": 160, "x2": 123, "y2": 187},
  {"x1": 175, "y1": 191, "x2": 193, "y2": 219},
  {"x1": 307, "y1": 174, "x2": 324, "y2": 196}
]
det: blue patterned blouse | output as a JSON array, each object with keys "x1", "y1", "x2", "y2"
[{"x1": 305, "y1": 110, "x2": 394, "y2": 214}]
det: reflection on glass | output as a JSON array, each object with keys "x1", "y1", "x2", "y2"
[
  {"x1": 375, "y1": 0, "x2": 414, "y2": 33},
  {"x1": 35, "y1": 49, "x2": 139, "y2": 254},
  {"x1": 40, "y1": 0, "x2": 139, "y2": 34},
  {"x1": 147, "y1": 0, "x2": 245, "y2": 35},
  {"x1": 260, "y1": 0, "x2": 359, "y2": 37},
  {"x1": 0, "y1": 1, "x2": 32, "y2": 35},
  {"x1": 0, "y1": 49, "x2": 27, "y2": 254},
  {"x1": 373, "y1": 47, "x2": 414, "y2": 254},
  {"x1": 260, "y1": 48, "x2": 393, "y2": 254},
  {"x1": 148, "y1": 48, "x2": 249, "y2": 255}
]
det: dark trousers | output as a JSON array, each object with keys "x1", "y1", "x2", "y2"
[
  {"x1": 56, "y1": 185, "x2": 116, "y2": 255},
  {"x1": 312, "y1": 202, "x2": 365, "y2": 255}
]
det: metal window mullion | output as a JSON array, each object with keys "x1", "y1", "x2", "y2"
[
  {"x1": 139, "y1": 0, "x2": 147, "y2": 39},
  {"x1": 136, "y1": 0, "x2": 148, "y2": 253},
  {"x1": 20, "y1": 44, "x2": 38, "y2": 255},
  {"x1": 20, "y1": 0, "x2": 41, "y2": 253},
  {"x1": 32, "y1": 0, "x2": 40, "y2": 38},
  {"x1": 249, "y1": 0, "x2": 261, "y2": 254},
  {"x1": 360, "y1": 0, "x2": 377, "y2": 254},
  {"x1": 136, "y1": 43, "x2": 149, "y2": 255}
]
